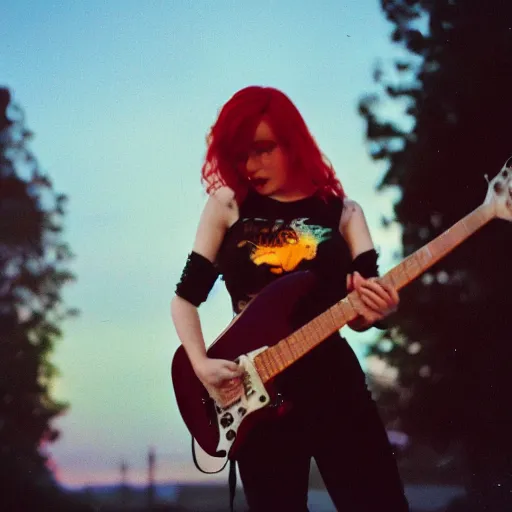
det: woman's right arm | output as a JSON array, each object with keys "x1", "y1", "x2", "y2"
[{"x1": 170, "y1": 188, "x2": 242, "y2": 396}]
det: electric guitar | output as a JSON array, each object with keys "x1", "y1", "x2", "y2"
[{"x1": 171, "y1": 157, "x2": 512, "y2": 460}]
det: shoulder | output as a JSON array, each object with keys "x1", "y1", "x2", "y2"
[
  {"x1": 339, "y1": 197, "x2": 364, "y2": 231},
  {"x1": 193, "y1": 187, "x2": 239, "y2": 261},
  {"x1": 338, "y1": 197, "x2": 373, "y2": 258},
  {"x1": 202, "y1": 186, "x2": 239, "y2": 228},
  {"x1": 210, "y1": 186, "x2": 237, "y2": 209}
]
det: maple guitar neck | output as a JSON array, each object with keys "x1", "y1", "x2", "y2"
[{"x1": 253, "y1": 203, "x2": 495, "y2": 384}]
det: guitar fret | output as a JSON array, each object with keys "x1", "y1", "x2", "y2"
[
  {"x1": 432, "y1": 230, "x2": 451, "y2": 254},
  {"x1": 336, "y1": 298, "x2": 356, "y2": 325},
  {"x1": 408, "y1": 255, "x2": 419, "y2": 277},
  {"x1": 319, "y1": 315, "x2": 335, "y2": 338},
  {"x1": 289, "y1": 335, "x2": 305, "y2": 360},
  {"x1": 272, "y1": 344, "x2": 287, "y2": 369},
  {"x1": 293, "y1": 329, "x2": 307, "y2": 352},
  {"x1": 466, "y1": 218, "x2": 479, "y2": 233},
  {"x1": 285, "y1": 334, "x2": 299, "y2": 359},
  {"x1": 299, "y1": 324, "x2": 313, "y2": 346},
  {"x1": 276, "y1": 340, "x2": 292, "y2": 366},
  {"x1": 385, "y1": 270, "x2": 397, "y2": 289},
  {"x1": 325, "y1": 307, "x2": 339, "y2": 331},
  {"x1": 292, "y1": 330, "x2": 308, "y2": 358},
  {"x1": 266, "y1": 348, "x2": 280, "y2": 371},
  {"x1": 460, "y1": 218, "x2": 471, "y2": 236},
  {"x1": 257, "y1": 351, "x2": 275, "y2": 381},
  {"x1": 255, "y1": 352, "x2": 267, "y2": 379},
  {"x1": 258, "y1": 361, "x2": 270, "y2": 382},
  {"x1": 388, "y1": 268, "x2": 403, "y2": 289},
  {"x1": 347, "y1": 292, "x2": 364, "y2": 316},
  {"x1": 307, "y1": 317, "x2": 321, "y2": 337},
  {"x1": 294, "y1": 328, "x2": 310, "y2": 354},
  {"x1": 323, "y1": 312, "x2": 337, "y2": 335},
  {"x1": 268, "y1": 347, "x2": 281, "y2": 370},
  {"x1": 327, "y1": 305, "x2": 345, "y2": 330},
  {"x1": 268, "y1": 349, "x2": 280, "y2": 375}
]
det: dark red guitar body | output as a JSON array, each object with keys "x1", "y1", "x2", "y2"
[{"x1": 171, "y1": 271, "x2": 318, "y2": 458}]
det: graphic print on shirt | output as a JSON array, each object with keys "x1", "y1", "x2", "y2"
[{"x1": 237, "y1": 217, "x2": 332, "y2": 275}]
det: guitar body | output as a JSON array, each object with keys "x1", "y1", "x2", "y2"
[{"x1": 171, "y1": 270, "x2": 318, "y2": 458}]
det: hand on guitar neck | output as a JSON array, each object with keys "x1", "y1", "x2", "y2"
[{"x1": 346, "y1": 271, "x2": 400, "y2": 331}]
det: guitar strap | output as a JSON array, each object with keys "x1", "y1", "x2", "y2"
[{"x1": 191, "y1": 436, "x2": 237, "y2": 512}]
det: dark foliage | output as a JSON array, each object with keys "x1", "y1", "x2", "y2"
[
  {"x1": 0, "y1": 88, "x2": 86, "y2": 510},
  {"x1": 359, "y1": 1, "x2": 512, "y2": 509}
]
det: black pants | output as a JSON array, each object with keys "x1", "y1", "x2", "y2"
[{"x1": 236, "y1": 337, "x2": 410, "y2": 512}]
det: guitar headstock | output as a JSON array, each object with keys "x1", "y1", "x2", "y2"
[{"x1": 484, "y1": 156, "x2": 512, "y2": 221}]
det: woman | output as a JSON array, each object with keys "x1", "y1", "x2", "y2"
[{"x1": 171, "y1": 86, "x2": 409, "y2": 511}]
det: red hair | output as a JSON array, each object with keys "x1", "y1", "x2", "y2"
[{"x1": 201, "y1": 86, "x2": 345, "y2": 202}]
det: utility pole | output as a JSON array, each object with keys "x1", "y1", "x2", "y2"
[
  {"x1": 120, "y1": 459, "x2": 129, "y2": 506},
  {"x1": 147, "y1": 446, "x2": 156, "y2": 509}
]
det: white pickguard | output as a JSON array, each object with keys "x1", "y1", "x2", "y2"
[{"x1": 215, "y1": 347, "x2": 270, "y2": 456}]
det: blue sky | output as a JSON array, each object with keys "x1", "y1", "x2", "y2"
[{"x1": 1, "y1": 0, "x2": 406, "y2": 487}]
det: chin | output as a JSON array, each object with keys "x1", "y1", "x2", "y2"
[{"x1": 253, "y1": 183, "x2": 274, "y2": 195}]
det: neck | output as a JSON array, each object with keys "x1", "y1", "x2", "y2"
[{"x1": 269, "y1": 182, "x2": 318, "y2": 203}]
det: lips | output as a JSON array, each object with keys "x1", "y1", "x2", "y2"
[{"x1": 249, "y1": 177, "x2": 268, "y2": 187}]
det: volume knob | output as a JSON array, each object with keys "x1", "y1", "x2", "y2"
[{"x1": 220, "y1": 413, "x2": 234, "y2": 428}]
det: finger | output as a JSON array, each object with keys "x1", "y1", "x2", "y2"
[
  {"x1": 352, "y1": 297, "x2": 380, "y2": 321},
  {"x1": 371, "y1": 283, "x2": 399, "y2": 311},
  {"x1": 360, "y1": 280, "x2": 396, "y2": 305},
  {"x1": 359, "y1": 287, "x2": 389, "y2": 312},
  {"x1": 220, "y1": 377, "x2": 241, "y2": 389},
  {"x1": 219, "y1": 369, "x2": 240, "y2": 383},
  {"x1": 223, "y1": 361, "x2": 243, "y2": 375},
  {"x1": 352, "y1": 271, "x2": 366, "y2": 288},
  {"x1": 359, "y1": 277, "x2": 385, "y2": 293},
  {"x1": 380, "y1": 282, "x2": 400, "y2": 305}
]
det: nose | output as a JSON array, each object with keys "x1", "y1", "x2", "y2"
[{"x1": 245, "y1": 155, "x2": 260, "y2": 174}]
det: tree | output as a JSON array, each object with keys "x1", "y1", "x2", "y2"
[
  {"x1": 0, "y1": 88, "x2": 85, "y2": 510},
  {"x1": 359, "y1": 1, "x2": 512, "y2": 509}
]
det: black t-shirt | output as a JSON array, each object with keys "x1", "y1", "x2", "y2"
[{"x1": 216, "y1": 188, "x2": 352, "y2": 317}]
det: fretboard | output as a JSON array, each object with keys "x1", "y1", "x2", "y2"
[{"x1": 254, "y1": 203, "x2": 494, "y2": 383}]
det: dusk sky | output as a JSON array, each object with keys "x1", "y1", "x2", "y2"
[{"x1": 2, "y1": 0, "x2": 410, "y2": 488}]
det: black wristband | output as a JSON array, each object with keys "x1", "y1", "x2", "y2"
[
  {"x1": 175, "y1": 251, "x2": 220, "y2": 307},
  {"x1": 351, "y1": 249, "x2": 379, "y2": 278},
  {"x1": 351, "y1": 249, "x2": 388, "y2": 330}
]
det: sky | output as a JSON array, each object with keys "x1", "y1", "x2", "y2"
[{"x1": 1, "y1": 0, "x2": 408, "y2": 489}]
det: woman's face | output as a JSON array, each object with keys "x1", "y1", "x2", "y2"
[{"x1": 240, "y1": 120, "x2": 292, "y2": 197}]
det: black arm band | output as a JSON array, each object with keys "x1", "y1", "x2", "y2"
[
  {"x1": 351, "y1": 249, "x2": 387, "y2": 330},
  {"x1": 351, "y1": 249, "x2": 379, "y2": 278},
  {"x1": 175, "y1": 251, "x2": 220, "y2": 307}
]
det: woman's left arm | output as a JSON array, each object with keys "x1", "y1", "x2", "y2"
[{"x1": 339, "y1": 198, "x2": 399, "y2": 331}]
